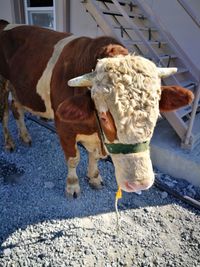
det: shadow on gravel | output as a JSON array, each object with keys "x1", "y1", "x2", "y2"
[
  {"x1": 0, "y1": 117, "x2": 199, "y2": 251},
  {"x1": 1, "y1": 156, "x2": 198, "y2": 252}
]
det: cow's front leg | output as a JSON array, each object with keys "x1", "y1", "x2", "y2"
[
  {"x1": 66, "y1": 148, "x2": 81, "y2": 198},
  {"x1": 59, "y1": 137, "x2": 81, "y2": 198},
  {"x1": 87, "y1": 151, "x2": 103, "y2": 189}
]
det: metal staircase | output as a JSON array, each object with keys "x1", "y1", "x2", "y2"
[{"x1": 82, "y1": 0, "x2": 200, "y2": 149}]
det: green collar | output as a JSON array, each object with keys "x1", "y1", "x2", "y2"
[
  {"x1": 105, "y1": 141, "x2": 150, "y2": 154},
  {"x1": 94, "y1": 109, "x2": 149, "y2": 155}
]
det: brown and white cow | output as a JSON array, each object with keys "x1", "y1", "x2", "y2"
[{"x1": 0, "y1": 20, "x2": 193, "y2": 197}]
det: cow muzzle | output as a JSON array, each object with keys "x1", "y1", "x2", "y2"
[
  {"x1": 123, "y1": 179, "x2": 154, "y2": 193},
  {"x1": 111, "y1": 150, "x2": 155, "y2": 193}
]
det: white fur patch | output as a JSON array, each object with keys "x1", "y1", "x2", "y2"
[
  {"x1": 91, "y1": 54, "x2": 161, "y2": 144},
  {"x1": 36, "y1": 35, "x2": 77, "y2": 119},
  {"x1": 76, "y1": 133, "x2": 104, "y2": 158}
]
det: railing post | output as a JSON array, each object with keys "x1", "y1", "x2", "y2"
[{"x1": 182, "y1": 78, "x2": 200, "y2": 148}]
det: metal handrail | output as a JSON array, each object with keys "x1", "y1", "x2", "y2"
[
  {"x1": 177, "y1": 0, "x2": 200, "y2": 28},
  {"x1": 184, "y1": 79, "x2": 200, "y2": 146}
]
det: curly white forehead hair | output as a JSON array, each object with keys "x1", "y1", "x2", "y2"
[{"x1": 91, "y1": 54, "x2": 162, "y2": 144}]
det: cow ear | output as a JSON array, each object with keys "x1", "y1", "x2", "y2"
[
  {"x1": 56, "y1": 95, "x2": 94, "y2": 122},
  {"x1": 101, "y1": 44, "x2": 128, "y2": 57},
  {"x1": 159, "y1": 85, "x2": 194, "y2": 112},
  {"x1": 106, "y1": 44, "x2": 128, "y2": 57}
]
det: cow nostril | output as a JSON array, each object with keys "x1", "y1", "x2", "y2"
[{"x1": 100, "y1": 117, "x2": 107, "y2": 123}]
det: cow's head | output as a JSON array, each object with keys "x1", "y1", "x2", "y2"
[{"x1": 67, "y1": 55, "x2": 193, "y2": 193}]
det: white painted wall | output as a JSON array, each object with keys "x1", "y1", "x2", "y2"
[
  {"x1": 0, "y1": 0, "x2": 14, "y2": 22},
  {"x1": 55, "y1": 0, "x2": 67, "y2": 32},
  {"x1": 70, "y1": 0, "x2": 103, "y2": 37}
]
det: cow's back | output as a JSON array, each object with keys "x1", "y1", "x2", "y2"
[
  {"x1": 0, "y1": 24, "x2": 70, "y2": 79},
  {"x1": 0, "y1": 24, "x2": 72, "y2": 116},
  {"x1": 0, "y1": 23, "x2": 126, "y2": 118}
]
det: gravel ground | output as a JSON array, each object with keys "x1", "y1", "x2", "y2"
[{"x1": 0, "y1": 115, "x2": 200, "y2": 267}]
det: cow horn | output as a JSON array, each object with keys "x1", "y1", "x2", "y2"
[
  {"x1": 68, "y1": 71, "x2": 96, "y2": 87},
  {"x1": 157, "y1": 67, "x2": 177, "y2": 78}
]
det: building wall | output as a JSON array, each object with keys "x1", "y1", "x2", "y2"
[
  {"x1": 55, "y1": 0, "x2": 69, "y2": 32},
  {"x1": 0, "y1": 0, "x2": 14, "y2": 22},
  {"x1": 70, "y1": 0, "x2": 103, "y2": 37}
]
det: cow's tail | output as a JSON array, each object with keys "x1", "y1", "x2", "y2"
[
  {"x1": 0, "y1": 19, "x2": 9, "y2": 32},
  {"x1": 0, "y1": 76, "x2": 9, "y2": 122},
  {"x1": 0, "y1": 20, "x2": 10, "y2": 122}
]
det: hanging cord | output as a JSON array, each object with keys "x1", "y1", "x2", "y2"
[{"x1": 115, "y1": 187, "x2": 122, "y2": 232}]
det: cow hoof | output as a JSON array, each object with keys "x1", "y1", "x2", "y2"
[
  {"x1": 73, "y1": 192, "x2": 78, "y2": 199},
  {"x1": 28, "y1": 140, "x2": 32, "y2": 146},
  {"x1": 6, "y1": 146, "x2": 15, "y2": 152},
  {"x1": 5, "y1": 140, "x2": 15, "y2": 152},
  {"x1": 65, "y1": 183, "x2": 80, "y2": 198},
  {"x1": 21, "y1": 134, "x2": 32, "y2": 146},
  {"x1": 65, "y1": 190, "x2": 80, "y2": 198},
  {"x1": 89, "y1": 178, "x2": 104, "y2": 190}
]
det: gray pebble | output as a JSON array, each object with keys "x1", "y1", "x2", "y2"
[
  {"x1": 44, "y1": 181, "x2": 55, "y2": 189},
  {"x1": 144, "y1": 251, "x2": 151, "y2": 258},
  {"x1": 161, "y1": 191, "x2": 168, "y2": 199},
  {"x1": 3, "y1": 248, "x2": 11, "y2": 256}
]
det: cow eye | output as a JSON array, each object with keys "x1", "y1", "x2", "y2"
[{"x1": 100, "y1": 117, "x2": 107, "y2": 123}]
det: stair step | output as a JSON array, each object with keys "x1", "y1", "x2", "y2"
[
  {"x1": 176, "y1": 95, "x2": 200, "y2": 118},
  {"x1": 177, "y1": 105, "x2": 193, "y2": 118},
  {"x1": 176, "y1": 80, "x2": 198, "y2": 118},
  {"x1": 114, "y1": 25, "x2": 157, "y2": 31},
  {"x1": 124, "y1": 39, "x2": 167, "y2": 46},
  {"x1": 101, "y1": 8, "x2": 146, "y2": 19},
  {"x1": 159, "y1": 54, "x2": 177, "y2": 60},
  {"x1": 176, "y1": 68, "x2": 189, "y2": 75},
  {"x1": 181, "y1": 80, "x2": 197, "y2": 90},
  {"x1": 157, "y1": 54, "x2": 177, "y2": 66},
  {"x1": 95, "y1": 0, "x2": 132, "y2": 5}
]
